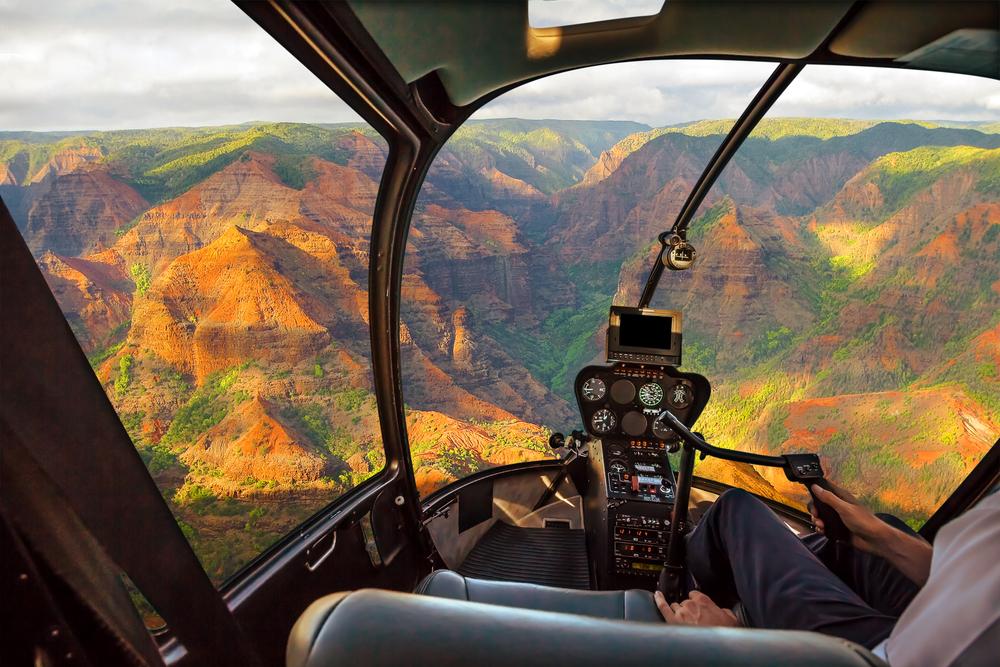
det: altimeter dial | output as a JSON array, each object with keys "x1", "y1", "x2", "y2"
[
  {"x1": 668, "y1": 383, "x2": 693, "y2": 409},
  {"x1": 581, "y1": 377, "x2": 607, "y2": 402},
  {"x1": 591, "y1": 409, "x2": 617, "y2": 434},
  {"x1": 638, "y1": 382, "x2": 664, "y2": 407}
]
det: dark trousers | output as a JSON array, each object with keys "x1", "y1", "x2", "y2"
[{"x1": 685, "y1": 489, "x2": 920, "y2": 648}]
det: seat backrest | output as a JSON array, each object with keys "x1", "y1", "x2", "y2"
[{"x1": 288, "y1": 589, "x2": 885, "y2": 667}]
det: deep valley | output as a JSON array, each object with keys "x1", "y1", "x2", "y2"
[{"x1": 3, "y1": 116, "x2": 998, "y2": 582}]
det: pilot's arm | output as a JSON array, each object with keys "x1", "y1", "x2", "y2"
[{"x1": 811, "y1": 483, "x2": 932, "y2": 586}]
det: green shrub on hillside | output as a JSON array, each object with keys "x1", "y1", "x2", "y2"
[
  {"x1": 130, "y1": 263, "x2": 151, "y2": 295},
  {"x1": 89, "y1": 340, "x2": 126, "y2": 370},
  {"x1": 334, "y1": 387, "x2": 370, "y2": 413},
  {"x1": 162, "y1": 366, "x2": 248, "y2": 446},
  {"x1": 283, "y1": 402, "x2": 332, "y2": 447},
  {"x1": 114, "y1": 354, "x2": 134, "y2": 397},
  {"x1": 747, "y1": 326, "x2": 795, "y2": 363}
]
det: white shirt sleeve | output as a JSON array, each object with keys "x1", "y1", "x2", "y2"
[{"x1": 883, "y1": 490, "x2": 1000, "y2": 667}]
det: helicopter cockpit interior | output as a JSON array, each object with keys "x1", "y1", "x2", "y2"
[{"x1": 3, "y1": 2, "x2": 999, "y2": 666}]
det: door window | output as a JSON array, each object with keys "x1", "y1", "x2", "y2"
[{"x1": 2, "y1": 0, "x2": 388, "y2": 585}]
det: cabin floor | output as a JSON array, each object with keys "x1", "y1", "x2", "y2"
[{"x1": 458, "y1": 521, "x2": 591, "y2": 589}]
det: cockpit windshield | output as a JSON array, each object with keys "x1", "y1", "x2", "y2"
[
  {"x1": 401, "y1": 61, "x2": 1000, "y2": 529},
  {"x1": 400, "y1": 59, "x2": 777, "y2": 495}
]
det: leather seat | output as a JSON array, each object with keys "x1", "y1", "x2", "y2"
[
  {"x1": 415, "y1": 569, "x2": 662, "y2": 622},
  {"x1": 287, "y1": 588, "x2": 885, "y2": 667}
]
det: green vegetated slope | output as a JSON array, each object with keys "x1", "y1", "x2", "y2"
[
  {"x1": 1, "y1": 122, "x2": 378, "y2": 201},
  {"x1": 582, "y1": 117, "x2": 1000, "y2": 189}
]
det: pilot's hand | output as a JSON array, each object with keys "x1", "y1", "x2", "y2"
[
  {"x1": 810, "y1": 481, "x2": 888, "y2": 554},
  {"x1": 655, "y1": 590, "x2": 740, "y2": 627}
]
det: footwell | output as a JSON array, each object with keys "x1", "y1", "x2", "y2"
[{"x1": 457, "y1": 521, "x2": 591, "y2": 590}]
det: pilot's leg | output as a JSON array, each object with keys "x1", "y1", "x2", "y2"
[
  {"x1": 685, "y1": 489, "x2": 896, "y2": 648},
  {"x1": 804, "y1": 513, "x2": 921, "y2": 617}
]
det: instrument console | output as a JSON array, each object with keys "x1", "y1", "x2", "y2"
[{"x1": 575, "y1": 363, "x2": 710, "y2": 590}]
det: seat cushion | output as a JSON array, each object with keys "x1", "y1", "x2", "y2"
[
  {"x1": 415, "y1": 569, "x2": 662, "y2": 622},
  {"x1": 287, "y1": 589, "x2": 886, "y2": 667}
]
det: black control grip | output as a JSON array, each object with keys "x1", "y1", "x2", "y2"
[
  {"x1": 782, "y1": 454, "x2": 851, "y2": 543},
  {"x1": 808, "y1": 478, "x2": 851, "y2": 543}
]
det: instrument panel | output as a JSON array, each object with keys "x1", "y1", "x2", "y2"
[
  {"x1": 574, "y1": 364, "x2": 710, "y2": 441},
  {"x1": 604, "y1": 440, "x2": 675, "y2": 504},
  {"x1": 578, "y1": 360, "x2": 710, "y2": 590}
]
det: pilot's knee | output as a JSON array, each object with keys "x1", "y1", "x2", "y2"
[{"x1": 715, "y1": 488, "x2": 760, "y2": 515}]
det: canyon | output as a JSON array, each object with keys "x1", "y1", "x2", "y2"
[{"x1": 2, "y1": 116, "x2": 998, "y2": 581}]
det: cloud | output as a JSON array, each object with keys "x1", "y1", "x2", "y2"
[
  {"x1": 768, "y1": 66, "x2": 1000, "y2": 122},
  {"x1": 475, "y1": 60, "x2": 776, "y2": 126},
  {"x1": 0, "y1": 0, "x2": 360, "y2": 131},
  {"x1": 2, "y1": 1, "x2": 997, "y2": 132},
  {"x1": 477, "y1": 61, "x2": 1000, "y2": 127}
]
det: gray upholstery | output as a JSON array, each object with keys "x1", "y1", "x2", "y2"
[
  {"x1": 416, "y1": 569, "x2": 662, "y2": 622},
  {"x1": 287, "y1": 588, "x2": 885, "y2": 667}
]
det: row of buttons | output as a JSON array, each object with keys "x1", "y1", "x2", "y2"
[
  {"x1": 617, "y1": 514, "x2": 670, "y2": 528},
  {"x1": 614, "y1": 527, "x2": 665, "y2": 544},
  {"x1": 613, "y1": 353, "x2": 675, "y2": 364},
  {"x1": 615, "y1": 542, "x2": 666, "y2": 558},
  {"x1": 614, "y1": 366, "x2": 665, "y2": 379},
  {"x1": 615, "y1": 557, "x2": 664, "y2": 576},
  {"x1": 794, "y1": 462, "x2": 821, "y2": 476}
]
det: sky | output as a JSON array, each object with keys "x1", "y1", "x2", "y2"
[
  {"x1": 529, "y1": 0, "x2": 666, "y2": 27},
  {"x1": 1, "y1": 0, "x2": 998, "y2": 132}
]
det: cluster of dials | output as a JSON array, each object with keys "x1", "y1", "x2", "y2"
[{"x1": 580, "y1": 376, "x2": 693, "y2": 437}]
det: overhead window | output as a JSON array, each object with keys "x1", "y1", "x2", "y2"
[
  {"x1": 529, "y1": 0, "x2": 666, "y2": 28},
  {"x1": 2, "y1": 0, "x2": 388, "y2": 586}
]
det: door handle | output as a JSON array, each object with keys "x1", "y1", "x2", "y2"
[{"x1": 305, "y1": 530, "x2": 337, "y2": 572}]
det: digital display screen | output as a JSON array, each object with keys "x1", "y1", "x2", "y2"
[
  {"x1": 630, "y1": 562, "x2": 663, "y2": 571},
  {"x1": 618, "y1": 313, "x2": 673, "y2": 350}
]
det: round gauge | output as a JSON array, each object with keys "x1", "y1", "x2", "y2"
[
  {"x1": 581, "y1": 377, "x2": 607, "y2": 402},
  {"x1": 651, "y1": 416, "x2": 675, "y2": 440},
  {"x1": 622, "y1": 411, "x2": 648, "y2": 437},
  {"x1": 667, "y1": 383, "x2": 693, "y2": 409},
  {"x1": 591, "y1": 408, "x2": 617, "y2": 434},
  {"x1": 610, "y1": 379, "x2": 636, "y2": 404},
  {"x1": 608, "y1": 461, "x2": 627, "y2": 474},
  {"x1": 638, "y1": 382, "x2": 664, "y2": 407}
]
